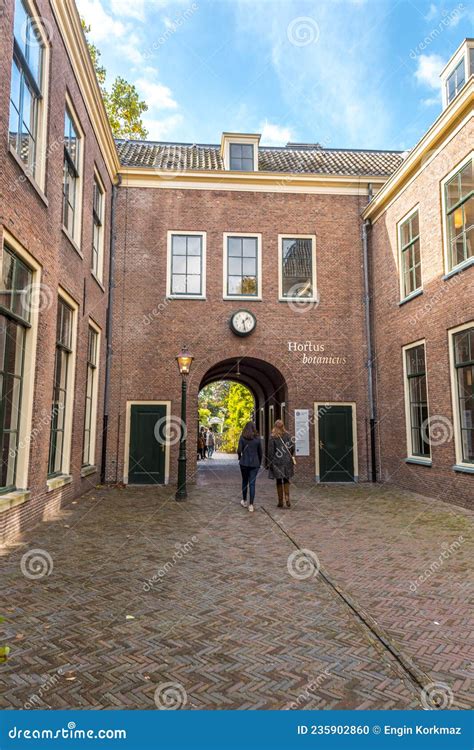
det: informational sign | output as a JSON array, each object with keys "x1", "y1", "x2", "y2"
[{"x1": 294, "y1": 409, "x2": 310, "y2": 456}]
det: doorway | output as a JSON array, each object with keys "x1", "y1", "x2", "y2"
[
  {"x1": 315, "y1": 403, "x2": 357, "y2": 482},
  {"x1": 126, "y1": 402, "x2": 169, "y2": 484}
]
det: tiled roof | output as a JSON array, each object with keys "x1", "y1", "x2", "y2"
[{"x1": 116, "y1": 140, "x2": 405, "y2": 177}]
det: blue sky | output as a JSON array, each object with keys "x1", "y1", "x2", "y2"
[{"x1": 75, "y1": 0, "x2": 472, "y2": 150}]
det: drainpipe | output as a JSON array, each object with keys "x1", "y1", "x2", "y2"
[
  {"x1": 100, "y1": 175, "x2": 121, "y2": 483},
  {"x1": 362, "y1": 184, "x2": 377, "y2": 482}
]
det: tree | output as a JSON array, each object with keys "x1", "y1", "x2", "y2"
[
  {"x1": 81, "y1": 20, "x2": 148, "y2": 140},
  {"x1": 221, "y1": 383, "x2": 254, "y2": 453}
]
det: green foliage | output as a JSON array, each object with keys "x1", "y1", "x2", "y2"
[
  {"x1": 81, "y1": 19, "x2": 148, "y2": 140},
  {"x1": 198, "y1": 381, "x2": 254, "y2": 453}
]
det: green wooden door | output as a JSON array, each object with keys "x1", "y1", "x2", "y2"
[
  {"x1": 318, "y1": 405, "x2": 354, "y2": 482},
  {"x1": 128, "y1": 404, "x2": 167, "y2": 484}
]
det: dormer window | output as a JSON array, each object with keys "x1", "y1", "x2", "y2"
[
  {"x1": 229, "y1": 143, "x2": 254, "y2": 171},
  {"x1": 220, "y1": 133, "x2": 260, "y2": 172},
  {"x1": 441, "y1": 39, "x2": 474, "y2": 110},
  {"x1": 446, "y1": 60, "x2": 465, "y2": 105}
]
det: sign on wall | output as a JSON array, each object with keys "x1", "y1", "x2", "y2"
[{"x1": 294, "y1": 409, "x2": 310, "y2": 456}]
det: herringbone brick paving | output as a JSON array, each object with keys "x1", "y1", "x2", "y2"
[{"x1": 1, "y1": 456, "x2": 472, "y2": 710}]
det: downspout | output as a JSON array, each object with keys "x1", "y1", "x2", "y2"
[
  {"x1": 362, "y1": 183, "x2": 377, "y2": 482},
  {"x1": 100, "y1": 174, "x2": 121, "y2": 483}
]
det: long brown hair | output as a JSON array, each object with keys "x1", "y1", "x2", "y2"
[
  {"x1": 241, "y1": 421, "x2": 259, "y2": 440},
  {"x1": 271, "y1": 419, "x2": 287, "y2": 438}
]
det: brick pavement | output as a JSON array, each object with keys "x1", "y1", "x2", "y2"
[{"x1": 0, "y1": 455, "x2": 472, "y2": 710}]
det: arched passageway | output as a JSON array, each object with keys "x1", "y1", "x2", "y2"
[{"x1": 199, "y1": 357, "x2": 288, "y2": 456}]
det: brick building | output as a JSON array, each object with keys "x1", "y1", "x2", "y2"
[{"x1": 0, "y1": 0, "x2": 472, "y2": 543}]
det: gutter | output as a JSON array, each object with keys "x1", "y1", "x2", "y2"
[
  {"x1": 100, "y1": 175, "x2": 121, "y2": 483},
  {"x1": 362, "y1": 185, "x2": 377, "y2": 482}
]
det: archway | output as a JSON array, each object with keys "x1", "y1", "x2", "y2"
[{"x1": 198, "y1": 357, "x2": 288, "y2": 460}]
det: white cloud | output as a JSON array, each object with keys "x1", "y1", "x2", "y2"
[
  {"x1": 415, "y1": 53, "x2": 445, "y2": 90},
  {"x1": 424, "y1": 3, "x2": 438, "y2": 21},
  {"x1": 135, "y1": 78, "x2": 178, "y2": 110},
  {"x1": 122, "y1": 34, "x2": 144, "y2": 65},
  {"x1": 109, "y1": 0, "x2": 145, "y2": 21},
  {"x1": 76, "y1": 0, "x2": 125, "y2": 41},
  {"x1": 260, "y1": 121, "x2": 293, "y2": 146},
  {"x1": 142, "y1": 114, "x2": 184, "y2": 140}
]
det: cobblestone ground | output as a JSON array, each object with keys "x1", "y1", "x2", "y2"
[{"x1": 1, "y1": 454, "x2": 472, "y2": 710}]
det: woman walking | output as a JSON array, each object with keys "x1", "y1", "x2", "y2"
[
  {"x1": 237, "y1": 422, "x2": 262, "y2": 513},
  {"x1": 267, "y1": 420, "x2": 295, "y2": 508}
]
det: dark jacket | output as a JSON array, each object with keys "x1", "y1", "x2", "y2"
[
  {"x1": 267, "y1": 433, "x2": 295, "y2": 480},
  {"x1": 238, "y1": 436, "x2": 262, "y2": 468}
]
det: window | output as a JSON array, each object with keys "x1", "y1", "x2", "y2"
[
  {"x1": 9, "y1": 0, "x2": 46, "y2": 183},
  {"x1": 63, "y1": 107, "x2": 82, "y2": 241},
  {"x1": 444, "y1": 157, "x2": 473, "y2": 271},
  {"x1": 0, "y1": 246, "x2": 33, "y2": 491},
  {"x1": 403, "y1": 342, "x2": 431, "y2": 459},
  {"x1": 399, "y1": 210, "x2": 421, "y2": 298},
  {"x1": 92, "y1": 175, "x2": 105, "y2": 281},
  {"x1": 451, "y1": 325, "x2": 474, "y2": 466},
  {"x1": 279, "y1": 235, "x2": 316, "y2": 300},
  {"x1": 446, "y1": 59, "x2": 465, "y2": 104},
  {"x1": 168, "y1": 233, "x2": 205, "y2": 297},
  {"x1": 48, "y1": 297, "x2": 75, "y2": 476},
  {"x1": 83, "y1": 325, "x2": 99, "y2": 467},
  {"x1": 224, "y1": 235, "x2": 261, "y2": 298},
  {"x1": 229, "y1": 143, "x2": 254, "y2": 171}
]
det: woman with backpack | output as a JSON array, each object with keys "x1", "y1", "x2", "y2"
[
  {"x1": 237, "y1": 422, "x2": 262, "y2": 513},
  {"x1": 267, "y1": 419, "x2": 295, "y2": 508}
]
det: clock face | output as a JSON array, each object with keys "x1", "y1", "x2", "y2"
[{"x1": 230, "y1": 309, "x2": 256, "y2": 337}]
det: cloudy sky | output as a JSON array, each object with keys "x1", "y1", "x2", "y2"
[{"x1": 75, "y1": 0, "x2": 471, "y2": 149}]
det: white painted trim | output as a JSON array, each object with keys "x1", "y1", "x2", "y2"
[
  {"x1": 223, "y1": 233, "x2": 262, "y2": 300},
  {"x1": 448, "y1": 320, "x2": 474, "y2": 469},
  {"x1": 92, "y1": 167, "x2": 106, "y2": 283},
  {"x1": 314, "y1": 402, "x2": 358, "y2": 482},
  {"x1": 401, "y1": 339, "x2": 431, "y2": 461},
  {"x1": 82, "y1": 318, "x2": 101, "y2": 469},
  {"x1": 1, "y1": 229, "x2": 42, "y2": 492},
  {"x1": 277, "y1": 234, "x2": 317, "y2": 302},
  {"x1": 56, "y1": 286, "x2": 79, "y2": 477},
  {"x1": 221, "y1": 133, "x2": 260, "y2": 171},
  {"x1": 166, "y1": 231, "x2": 207, "y2": 299},
  {"x1": 397, "y1": 204, "x2": 422, "y2": 302},
  {"x1": 440, "y1": 151, "x2": 474, "y2": 275},
  {"x1": 123, "y1": 401, "x2": 171, "y2": 485},
  {"x1": 63, "y1": 92, "x2": 85, "y2": 248},
  {"x1": 440, "y1": 40, "x2": 474, "y2": 109}
]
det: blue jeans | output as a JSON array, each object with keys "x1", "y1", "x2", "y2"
[{"x1": 240, "y1": 465, "x2": 259, "y2": 504}]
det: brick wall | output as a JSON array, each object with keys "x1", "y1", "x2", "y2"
[
  {"x1": 370, "y1": 118, "x2": 474, "y2": 508},
  {"x1": 0, "y1": 0, "x2": 112, "y2": 543},
  {"x1": 106, "y1": 186, "x2": 372, "y2": 487}
]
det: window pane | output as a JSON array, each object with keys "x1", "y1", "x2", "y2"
[
  {"x1": 282, "y1": 238, "x2": 313, "y2": 297},
  {"x1": 228, "y1": 257, "x2": 241, "y2": 275},
  {"x1": 242, "y1": 238, "x2": 257, "y2": 257},
  {"x1": 187, "y1": 236, "x2": 201, "y2": 255},
  {"x1": 446, "y1": 174, "x2": 460, "y2": 210},
  {"x1": 460, "y1": 162, "x2": 473, "y2": 199},
  {"x1": 171, "y1": 275, "x2": 186, "y2": 294},
  {"x1": 241, "y1": 158, "x2": 254, "y2": 171},
  {"x1": 228, "y1": 276, "x2": 242, "y2": 295},
  {"x1": 228, "y1": 237, "x2": 242, "y2": 256},
  {"x1": 242, "y1": 257, "x2": 256, "y2": 275},
  {"x1": 187, "y1": 256, "x2": 200, "y2": 275},
  {"x1": 242, "y1": 144, "x2": 253, "y2": 159},
  {"x1": 173, "y1": 256, "x2": 186, "y2": 274},
  {"x1": 241, "y1": 276, "x2": 257, "y2": 295},
  {"x1": 187, "y1": 276, "x2": 201, "y2": 295},
  {"x1": 172, "y1": 235, "x2": 186, "y2": 254},
  {"x1": 400, "y1": 220, "x2": 410, "y2": 247},
  {"x1": 454, "y1": 329, "x2": 472, "y2": 365}
]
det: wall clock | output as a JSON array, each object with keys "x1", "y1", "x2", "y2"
[{"x1": 229, "y1": 309, "x2": 257, "y2": 337}]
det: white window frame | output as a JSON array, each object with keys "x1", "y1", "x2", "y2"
[
  {"x1": 62, "y1": 93, "x2": 84, "y2": 250},
  {"x1": 440, "y1": 41, "x2": 474, "y2": 110},
  {"x1": 82, "y1": 318, "x2": 101, "y2": 471},
  {"x1": 166, "y1": 230, "x2": 206, "y2": 300},
  {"x1": 397, "y1": 205, "x2": 422, "y2": 302},
  {"x1": 448, "y1": 320, "x2": 474, "y2": 471},
  {"x1": 91, "y1": 168, "x2": 106, "y2": 285},
  {"x1": 46, "y1": 286, "x2": 78, "y2": 489},
  {"x1": 278, "y1": 234, "x2": 317, "y2": 302},
  {"x1": 221, "y1": 134, "x2": 260, "y2": 172},
  {"x1": 0, "y1": 229, "x2": 41, "y2": 495},
  {"x1": 440, "y1": 151, "x2": 474, "y2": 275},
  {"x1": 123, "y1": 400, "x2": 171, "y2": 485},
  {"x1": 313, "y1": 402, "x2": 358, "y2": 482},
  {"x1": 9, "y1": 0, "x2": 50, "y2": 192},
  {"x1": 402, "y1": 339, "x2": 432, "y2": 464},
  {"x1": 223, "y1": 232, "x2": 262, "y2": 301}
]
